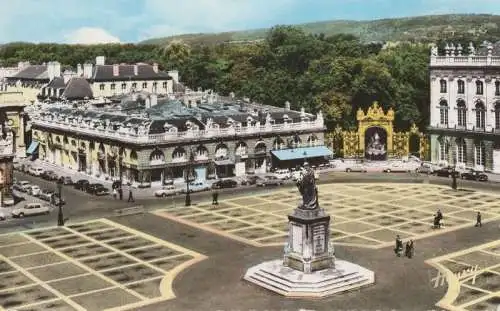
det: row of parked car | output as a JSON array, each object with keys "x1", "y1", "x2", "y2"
[
  {"x1": 12, "y1": 179, "x2": 65, "y2": 205},
  {"x1": 432, "y1": 167, "x2": 489, "y2": 181}
]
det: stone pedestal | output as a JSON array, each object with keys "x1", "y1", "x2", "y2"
[{"x1": 284, "y1": 207, "x2": 334, "y2": 273}]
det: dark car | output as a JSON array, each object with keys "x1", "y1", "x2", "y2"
[
  {"x1": 62, "y1": 176, "x2": 73, "y2": 185},
  {"x1": 461, "y1": 170, "x2": 488, "y2": 181},
  {"x1": 86, "y1": 183, "x2": 105, "y2": 195},
  {"x1": 74, "y1": 179, "x2": 90, "y2": 191},
  {"x1": 240, "y1": 175, "x2": 260, "y2": 186},
  {"x1": 212, "y1": 179, "x2": 238, "y2": 189},
  {"x1": 41, "y1": 170, "x2": 59, "y2": 181},
  {"x1": 434, "y1": 167, "x2": 460, "y2": 178}
]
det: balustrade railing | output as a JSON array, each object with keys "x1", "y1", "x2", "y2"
[
  {"x1": 32, "y1": 118, "x2": 324, "y2": 144},
  {"x1": 431, "y1": 56, "x2": 500, "y2": 67}
]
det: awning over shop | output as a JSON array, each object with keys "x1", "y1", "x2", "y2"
[
  {"x1": 26, "y1": 141, "x2": 39, "y2": 155},
  {"x1": 271, "y1": 146, "x2": 333, "y2": 161},
  {"x1": 214, "y1": 159, "x2": 234, "y2": 166}
]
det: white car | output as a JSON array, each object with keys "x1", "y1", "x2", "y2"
[
  {"x1": 383, "y1": 162, "x2": 411, "y2": 173},
  {"x1": 155, "y1": 185, "x2": 179, "y2": 197},
  {"x1": 181, "y1": 181, "x2": 210, "y2": 193},
  {"x1": 12, "y1": 203, "x2": 51, "y2": 218},
  {"x1": 29, "y1": 167, "x2": 44, "y2": 176},
  {"x1": 27, "y1": 185, "x2": 42, "y2": 196},
  {"x1": 274, "y1": 169, "x2": 291, "y2": 180},
  {"x1": 0, "y1": 210, "x2": 6, "y2": 221},
  {"x1": 345, "y1": 163, "x2": 368, "y2": 173}
]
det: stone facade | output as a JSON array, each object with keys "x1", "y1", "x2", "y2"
[{"x1": 428, "y1": 42, "x2": 500, "y2": 173}]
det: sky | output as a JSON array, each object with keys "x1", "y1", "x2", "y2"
[{"x1": 0, "y1": 0, "x2": 499, "y2": 44}]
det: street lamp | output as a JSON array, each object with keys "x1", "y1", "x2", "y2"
[
  {"x1": 185, "y1": 148, "x2": 195, "y2": 206},
  {"x1": 56, "y1": 178, "x2": 64, "y2": 226}
]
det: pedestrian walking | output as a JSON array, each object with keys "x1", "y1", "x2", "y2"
[
  {"x1": 112, "y1": 188, "x2": 117, "y2": 199},
  {"x1": 127, "y1": 187, "x2": 134, "y2": 202},
  {"x1": 394, "y1": 235, "x2": 403, "y2": 257},
  {"x1": 118, "y1": 187, "x2": 123, "y2": 200},
  {"x1": 212, "y1": 191, "x2": 219, "y2": 205},
  {"x1": 475, "y1": 211, "x2": 482, "y2": 227},
  {"x1": 408, "y1": 240, "x2": 414, "y2": 258},
  {"x1": 405, "y1": 241, "x2": 411, "y2": 258}
]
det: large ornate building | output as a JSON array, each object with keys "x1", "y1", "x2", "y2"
[
  {"x1": 0, "y1": 91, "x2": 27, "y2": 158},
  {"x1": 428, "y1": 42, "x2": 500, "y2": 173},
  {"x1": 27, "y1": 96, "x2": 328, "y2": 186}
]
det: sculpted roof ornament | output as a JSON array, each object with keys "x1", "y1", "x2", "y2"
[{"x1": 357, "y1": 101, "x2": 394, "y2": 122}]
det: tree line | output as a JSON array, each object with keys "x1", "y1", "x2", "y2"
[{"x1": 0, "y1": 26, "x2": 433, "y2": 131}]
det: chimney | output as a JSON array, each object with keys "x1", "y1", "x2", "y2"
[
  {"x1": 150, "y1": 94, "x2": 158, "y2": 107},
  {"x1": 95, "y1": 56, "x2": 105, "y2": 66},
  {"x1": 168, "y1": 70, "x2": 179, "y2": 83},
  {"x1": 133, "y1": 64, "x2": 138, "y2": 76},
  {"x1": 53, "y1": 61, "x2": 61, "y2": 78},
  {"x1": 77, "y1": 64, "x2": 83, "y2": 77},
  {"x1": 83, "y1": 63, "x2": 93, "y2": 79},
  {"x1": 153, "y1": 63, "x2": 158, "y2": 73},
  {"x1": 47, "y1": 62, "x2": 55, "y2": 81},
  {"x1": 113, "y1": 64, "x2": 119, "y2": 76},
  {"x1": 285, "y1": 101, "x2": 291, "y2": 111}
]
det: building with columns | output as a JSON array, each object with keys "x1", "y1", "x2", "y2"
[
  {"x1": 428, "y1": 41, "x2": 500, "y2": 173},
  {"x1": 0, "y1": 91, "x2": 27, "y2": 158},
  {"x1": 27, "y1": 96, "x2": 328, "y2": 186}
]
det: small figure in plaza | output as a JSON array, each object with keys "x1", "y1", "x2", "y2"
[
  {"x1": 407, "y1": 240, "x2": 414, "y2": 258},
  {"x1": 433, "y1": 209, "x2": 443, "y2": 229},
  {"x1": 405, "y1": 241, "x2": 411, "y2": 258},
  {"x1": 212, "y1": 191, "x2": 219, "y2": 206},
  {"x1": 475, "y1": 211, "x2": 482, "y2": 227},
  {"x1": 112, "y1": 188, "x2": 117, "y2": 199},
  {"x1": 127, "y1": 186, "x2": 134, "y2": 202},
  {"x1": 394, "y1": 235, "x2": 403, "y2": 257}
]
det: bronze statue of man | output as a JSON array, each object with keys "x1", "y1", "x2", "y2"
[{"x1": 296, "y1": 165, "x2": 318, "y2": 210}]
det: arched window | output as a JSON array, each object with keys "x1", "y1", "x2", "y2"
[
  {"x1": 439, "y1": 140, "x2": 449, "y2": 161},
  {"x1": 495, "y1": 102, "x2": 500, "y2": 129},
  {"x1": 235, "y1": 142, "x2": 247, "y2": 156},
  {"x1": 215, "y1": 144, "x2": 228, "y2": 159},
  {"x1": 195, "y1": 145, "x2": 208, "y2": 159},
  {"x1": 307, "y1": 135, "x2": 318, "y2": 146},
  {"x1": 475, "y1": 142, "x2": 485, "y2": 166},
  {"x1": 439, "y1": 100, "x2": 448, "y2": 125},
  {"x1": 172, "y1": 147, "x2": 186, "y2": 160},
  {"x1": 456, "y1": 138, "x2": 466, "y2": 164},
  {"x1": 273, "y1": 137, "x2": 285, "y2": 150},
  {"x1": 476, "y1": 80, "x2": 484, "y2": 95},
  {"x1": 255, "y1": 141, "x2": 266, "y2": 154},
  {"x1": 149, "y1": 149, "x2": 165, "y2": 163},
  {"x1": 440, "y1": 79, "x2": 447, "y2": 93},
  {"x1": 457, "y1": 100, "x2": 467, "y2": 127},
  {"x1": 475, "y1": 101, "x2": 486, "y2": 129},
  {"x1": 457, "y1": 80, "x2": 465, "y2": 94},
  {"x1": 130, "y1": 150, "x2": 138, "y2": 161}
]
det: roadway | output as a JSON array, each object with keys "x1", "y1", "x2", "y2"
[{"x1": 0, "y1": 170, "x2": 496, "y2": 233}]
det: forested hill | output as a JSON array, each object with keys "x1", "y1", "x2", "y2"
[{"x1": 140, "y1": 14, "x2": 500, "y2": 46}]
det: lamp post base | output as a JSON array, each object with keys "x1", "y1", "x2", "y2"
[
  {"x1": 185, "y1": 193, "x2": 191, "y2": 206},
  {"x1": 57, "y1": 208, "x2": 64, "y2": 226}
]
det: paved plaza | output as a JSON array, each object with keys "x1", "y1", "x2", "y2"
[
  {"x1": 0, "y1": 219, "x2": 206, "y2": 311},
  {"x1": 153, "y1": 183, "x2": 500, "y2": 249},
  {"x1": 427, "y1": 240, "x2": 500, "y2": 311}
]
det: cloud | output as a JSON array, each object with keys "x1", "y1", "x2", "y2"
[{"x1": 65, "y1": 27, "x2": 121, "y2": 44}]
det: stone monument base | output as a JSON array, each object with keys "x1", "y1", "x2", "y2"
[{"x1": 244, "y1": 259, "x2": 375, "y2": 298}]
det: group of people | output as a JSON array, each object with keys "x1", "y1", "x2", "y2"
[
  {"x1": 112, "y1": 182, "x2": 135, "y2": 202},
  {"x1": 394, "y1": 235, "x2": 415, "y2": 258}
]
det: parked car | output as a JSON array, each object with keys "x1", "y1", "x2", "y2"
[
  {"x1": 461, "y1": 170, "x2": 488, "y2": 181},
  {"x1": 416, "y1": 163, "x2": 435, "y2": 174},
  {"x1": 155, "y1": 185, "x2": 179, "y2": 197},
  {"x1": 181, "y1": 181, "x2": 210, "y2": 193},
  {"x1": 62, "y1": 176, "x2": 73, "y2": 185},
  {"x1": 0, "y1": 210, "x2": 5, "y2": 220},
  {"x1": 27, "y1": 185, "x2": 42, "y2": 197},
  {"x1": 14, "y1": 181, "x2": 32, "y2": 193},
  {"x1": 383, "y1": 162, "x2": 410, "y2": 173},
  {"x1": 41, "y1": 170, "x2": 59, "y2": 181},
  {"x1": 137, "y1": 181, "x2": 151, "y2": 188},
  {"x1": 345, "y1": 163, "x2": 368, "y2": 173},
  {"x1": 12, "y1": 203, "x2": 50, "y2": 218},
  {"x1": 240, "y1": 175, "x2": 260, "y2": 185},
  {"x1": 435, "y1": 167, "x2": 460, "y2": 178},
  {"x1": 256, "y1": 175, "x2": 283, "y2": 187},
  {"x1": 212, "y1": 179, "x2": 238, "y2": 189},
  {"x1": 274, "y1": 169, "x2": 291, "y2": 180},
  {"x1": 2, "y1": 194, "x2": 15, "y2": 206},
  {"x1": 163, "y1": 179, "x2": 174, "y2": 186},
  {"x1": 74, "y1": 179, "x2": 90, "y2": 191},
  {"x1": 94, "y1": 187, "x2": 110, "y2": 196},
  {"x1": 39, "y1": 190, "x2": 55, "y2": 201},
  {"x1": 29, "y1": 167, "x2": 44, "y2": 176},
  {"x1": 86, "y1": 183, "x2": 105, "y2": 195}
]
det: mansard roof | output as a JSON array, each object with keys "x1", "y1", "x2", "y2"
[
  {"x1": 8, "y1": 65, "x2": 48, "y2": 81},
  {"x1": 46, "y1": 77, "x2": 66, "y2": 88},
  {"x1": 62, "y1": 77, "x2": 93, "y2": 100},
  {"x1": 91, "y1": 64, "x2": 172, "y2": 82}
]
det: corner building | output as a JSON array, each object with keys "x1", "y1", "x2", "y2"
[
  {"x1": 428, "y1": 42, "x2": 500, "y2": 173},
  {"x1": 28, "y1": 98, "x2": 327, "y2": 186}
]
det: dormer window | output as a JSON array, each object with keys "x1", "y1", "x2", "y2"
[
  {"x1": 110, "y1": 83, "x2": 116, "y2": 90},
  {"x1": 121, "y1": 83, "x2": 126, "y2": 90},
  {"x1": 142, "y1": 82, "x2": 147, "y2": 89}
]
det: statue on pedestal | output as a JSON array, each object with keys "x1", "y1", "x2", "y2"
[{"x1": 296, "y1": 164, "x2": 318, "y2": 210}]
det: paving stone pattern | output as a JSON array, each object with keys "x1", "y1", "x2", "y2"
[
  {"x1": 0, "y1": 219, "x2": 204, "y2": 311},
  {"x1": 154, "y1": 183, "x2": 500, "y2": 249}
]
